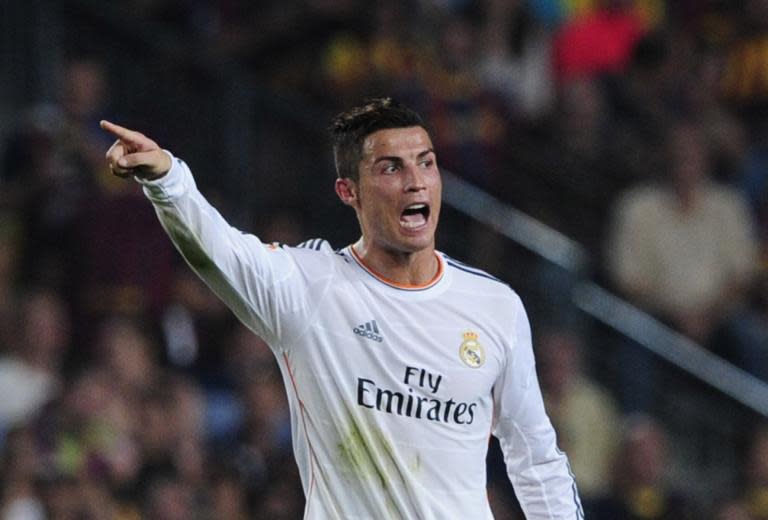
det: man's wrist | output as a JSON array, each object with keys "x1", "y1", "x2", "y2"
[
  {"x1": 135, "y1": 150, "x2": 176, "y2": 186},
  {"x1": 141, "y1": 169, "x2": 169, "y2": 181},
  {"x1": 144, "y1": 149, "x2": 172, "y2": 180}
]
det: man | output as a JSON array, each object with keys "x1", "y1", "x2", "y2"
[
  {"x1": 607, "y1": 120, "x2": 760, "y2": 411},
  {"x1": 101, "y1": 98, "x2": 582, "y2": 519}
]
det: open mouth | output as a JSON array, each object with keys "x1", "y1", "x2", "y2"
[{"x1": 400, "y1": 203, "x2": 430, "y2": 229}]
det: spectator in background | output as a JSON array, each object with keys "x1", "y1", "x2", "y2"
[
  {"x1": 0, "y1": 56, "x2": 177, "y2": 334},
  {"x1": 0, "y1": 426, "x2": 46, "y2": 520},
  {"x1": 204, "y1": 466, "x2": 252, "y2": 519},
  {"x1": 30, "y1": 56, "x2": 175, "y2": 324},
  {"x1": 714, "y1": 500, "x2": 754, "y2": 520},
  {"x1": 252, "y1": 475, "x2": 306, "y2": 520},
  {"x1": 1, "y1": 57, "x2": 114, "y2": 284},
  {"x1": 35, "y1": 343, "x2": 204, "y2": 518},
  {"x1": 232, "y1": 364, "x2": 293, "y2": 487},
  {"x1": 680, "y1": 46, "x2": 747, "y2": 185},
  {"x1": 615, "y1": 120, "x2": 757, "y2": 329},
  {"x1": 589, "y1": 415, "x2": 699, "y2": 519},
  {"x1": 159, "y1": 268, "x2": 233, "y2": 374},
  {"x1": 601, "y1": 30, "x2": 680, "y2": 186},
  {"x1": 0, "y1": 289, "x2": 69, "y2": 438},
  {"x1": 142, "y1": 474, "x2": 196, "y2": 520},
  {"x1": 1, "y1": 104, "x2": 97, "y2": 290},
  {"x1": 77, "y1": 158, "x2": 176, "y2": 321},
  {"x1": 553, "y1": 0, "x2": 648, "y2": 85},
  {"x1": 537, "y1": 330, "x2": 621, "y2": 502},
  {"x1": 95, "y1": 317, "x2": 161, "y2": 396},
  {"x1": 534, "y1": 77, "x2": 620, "y2": 250},
  {"x1": 206, "y1": 330, "x2": 295, "y2": 507},
  {"x1": 529, "y1": 0, "x2": 663, "y2": 29},
  {"x1": 43, "y1": 475, "x2": 120, "y2": 520},
  {"x1": 207, "y1": 468, "x2": 252, "y2": 520},
  {"x1": 134, "y1": 375, "x2": 206, "y2": 497},
  {"x1": 366, "y1": 2, "x2": 424, "y2": 100},
  {"x1": 0, "y1": 215, "x2": 23, "y2": 350},
  {"x1": 34, "y1": 367, "x2": 141, "y2": 517},
  {"x1": 319, "y1": 2, "x2": 437, "y2": 112},
  {"x1": 606, "y1": 119, "x2": 760, "y2": 410},
  {"x1": 723, "y1": 2, "x2": 768, "y2": 257},
  {"x1": 410, "y1": 11, "x2": 512, "y2": 191},
  {"x1": 739, "y1": 122, "x2": 768, "y2": 265},
  {"x1": 478, "y1": 0, "x2": 555, "y2": 121},
  {"x1": 721, "y1": 0, "x2": 768, "y2": 135},
  {"x1": 59, "y1": 57, "x2": 115, "y2": 179}
]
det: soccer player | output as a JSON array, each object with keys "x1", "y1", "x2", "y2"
[{"x1": 101, "y1": 98, "x2": 583, "y2": 519}]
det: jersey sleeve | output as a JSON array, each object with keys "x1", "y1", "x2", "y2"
[
  {"x1": 137, "y1": 153, "x2": 315, "y2": 348},
  {"x1": 491, "y1": 294, "x2": 583, "y2": 519}
]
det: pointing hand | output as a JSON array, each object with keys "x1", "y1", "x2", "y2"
[{"x1": 101, "y1": 120, "x2": 171, "y2": 180}]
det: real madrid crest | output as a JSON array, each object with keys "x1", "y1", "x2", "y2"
[{"x1": 459, "y1": 331, "x2": 485, "y2": 368}]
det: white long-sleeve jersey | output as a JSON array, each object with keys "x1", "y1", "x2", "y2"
[{"x1": 139, "y1": 155, "x2": 583, "y2": 519}]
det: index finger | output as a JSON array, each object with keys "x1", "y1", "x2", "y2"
[{"x1": 100, "y1": 120, "x2": 144, "y2": 144}]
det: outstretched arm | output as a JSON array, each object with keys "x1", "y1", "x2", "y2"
[{"x1": 99, "y1": 121, "x2": 316, "y2": 348}]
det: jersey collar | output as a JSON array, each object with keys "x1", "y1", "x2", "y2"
[{"x1": 348, "y1": 245, "x2": 445, "y2": 292}]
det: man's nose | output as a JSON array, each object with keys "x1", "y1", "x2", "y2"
[{"x1": 404, "y1": 164, "x2": 426, "y2": 191}]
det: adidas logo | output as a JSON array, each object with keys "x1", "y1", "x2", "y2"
[{"x1": 353, "y1": 320, "x2": 383, "y2": 343}]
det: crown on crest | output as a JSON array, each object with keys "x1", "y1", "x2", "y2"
[{"x1": 462, "y1": 331, "x2": 478, "y2": 341}]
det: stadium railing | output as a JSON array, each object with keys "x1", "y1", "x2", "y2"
[{"x1": 442, "y1": 170, "x2": 768, "y2": 418}]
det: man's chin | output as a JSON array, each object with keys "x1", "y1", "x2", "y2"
[{"x1": 395, "y1": 235, "x2": 435, "y2": 254}]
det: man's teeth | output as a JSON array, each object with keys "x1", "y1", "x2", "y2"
[
  {"x1": 401, "y1": 218, "x2": 425, "y2": 228},
  {"x1": 401, "y1": 203, "x2": 428, "y2": 228}
]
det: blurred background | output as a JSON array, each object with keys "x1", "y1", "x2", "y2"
[{"x1": 2, "y1": 0, "x2": 768, "y2": 518}]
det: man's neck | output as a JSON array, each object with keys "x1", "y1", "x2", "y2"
[
  {"x1": 352, "y1": 239, "x2": 439, "y2": 286},
  {"x1": 673, "y1": 182, "x2": 703, "y2": 214}
]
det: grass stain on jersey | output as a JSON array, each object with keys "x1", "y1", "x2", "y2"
[
  {"x1": 337, "y1": 415, "x2": 405, "y2": 518},
  {"x1": 338, "y1": 418, "x2": 393, "y2": 487},
  {"x1": 410, "y1": 453, "x2": 421, "y2": 472},
  {"x1": 158, "y1": 209, "x2": 257, "y2": 328},
  {"x1": 161, "y1": 211, "x2": 216, "y2": 272}
]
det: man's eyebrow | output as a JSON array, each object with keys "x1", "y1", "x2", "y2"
[
  {"x1": 417, "y1": 149, "x2": 435, "y2": 159},
  {"x1": 373, "y1": 155, "x2": 403, "y2": 165},
  {"x1": 372, "y1": 149, "x2": 435, "y2": 165}
]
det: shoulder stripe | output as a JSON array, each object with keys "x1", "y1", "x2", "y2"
[
  {"x1": 445, "y1": 260, "x2": 507, "y2": 286},
  {"x1": 295, "y1": 238, "x2": 327, "y2": 251},
  {"x1": 443, "y1": 254, "x2": 491, "y2": 274},
  {"x1": 442, "y1": 254, "x2": 498, "y2": 276},
  {"x1": 335, "y1": 249, "x2": 350, "y2": 262}
]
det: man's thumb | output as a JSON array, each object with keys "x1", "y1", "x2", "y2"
[{"x1": 119, "y1": 150, "x2": 166, "y2": 171}]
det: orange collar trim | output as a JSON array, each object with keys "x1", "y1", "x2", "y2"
[{"x1": 349, "y1": 246, "x2": 444, "y2": 291}]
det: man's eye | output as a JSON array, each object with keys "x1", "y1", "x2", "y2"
[
  {"x1": 420, "y1": 159, "x2": 434, "y2": 168},
  {"x1": 383, "y1": 164, "x2": 398, "y2": 174}
]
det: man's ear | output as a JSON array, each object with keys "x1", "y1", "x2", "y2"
[{"x1": 335, "y1": 178, "x2": 358, "y2": 207}]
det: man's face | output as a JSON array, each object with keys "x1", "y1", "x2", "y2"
[{"x1": 340, "y1": 126, "x2": 442, "y2": 255}]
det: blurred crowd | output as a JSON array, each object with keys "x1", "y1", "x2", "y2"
[{"x1": 3, "y1": 0, "x2": 768, "y2": 518}]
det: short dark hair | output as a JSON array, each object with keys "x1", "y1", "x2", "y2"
[{"x1": 330, "y1": 97, "x2": 425, "y2": 182}]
